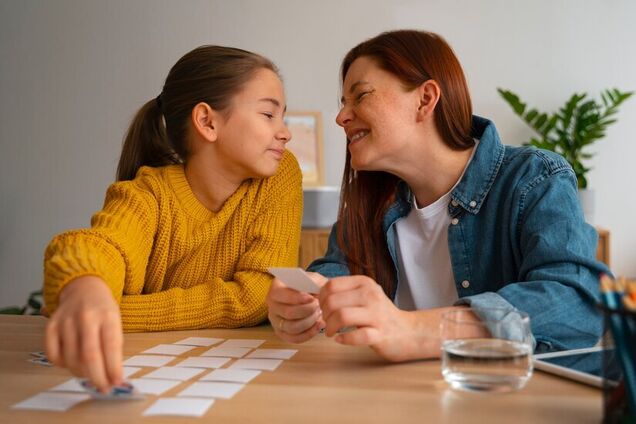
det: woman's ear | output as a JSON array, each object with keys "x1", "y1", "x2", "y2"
[
  {"x1": 191, "y1": 102, "x2": 219, "y2": 143},
  {"x1": 416, "y1": 80, "x2": 441, "y2": 121}
]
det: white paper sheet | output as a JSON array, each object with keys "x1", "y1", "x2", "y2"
[
  {"x1": 246, "y1": 349, "x2": 298, "y2": 359},
  {"x1": 142, "y1": 366, "x2": 206, "y2": 381},
  {"x1": 176, "y1": 357, "x2": 231, "y2": 369},
  {"x1": 12, "y1": 392, "x2": 90, "y2": 411},
  {"x1": 123, "y1": 366, "x2": 142, "y2": 379},
  {"x1": 201, "y1": 347, "x2": 251, "y2": 358},
  {"x1": 217, "y1": 339, "x2": 266, "y2": 348},
  {"x1": 123, "y1": 355, "x2": 175, "y2": 367},
  {"x1": 173, "y1": 337, "x2": 224, "y2": 347},
  {"x1": 49, "y1": 379, "x2": 84, "y2": 393},
  {"x1": 141, "y1": 344, "x2": 197, "y2": 355},
  {"x1": 128, "y1": 378, "x2": 182, "y2": 395},
  {"x1": 228, "y1": 358, "x2": 283, "y2": 371},
  {"x1": 178, "y1": 381, "x2": 245, "y2": 399},
  {"x1": 268, "y1": 267, "x2": 322, "y2": 294},
  {"x1": 200, "y1": 368, "x2": 261, "y2": 383},
  {"x1": 142, "y1": 397, "x2": 215, "y2": 417}
]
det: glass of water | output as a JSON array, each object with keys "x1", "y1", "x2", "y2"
[{"x1": 440, "y1": 307, "x2": 533, "y2": 393}]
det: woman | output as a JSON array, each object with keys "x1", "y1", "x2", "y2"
[
  {"x1": 44, "y1": 45, "x2": 302, "y2": 390},
  {"x1": 266, "y1": 30, "x2": 608, "y2": 361}
]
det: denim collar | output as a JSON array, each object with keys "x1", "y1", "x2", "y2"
[{"x1": 451, "y1": 116, "x2": 505, "y2": 215}]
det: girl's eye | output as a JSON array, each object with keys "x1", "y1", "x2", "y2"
[{"x1": 262, "y1": 112, "x2": 274, "y2": 119}]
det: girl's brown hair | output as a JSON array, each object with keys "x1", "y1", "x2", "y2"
[
  {"x1": 116, "y1": 46, "x2": 278, "y2": 181},
  {"x1": 337, "y1": 30, "x2": 474, "y2": 296}
]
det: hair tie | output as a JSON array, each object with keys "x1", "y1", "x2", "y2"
[{"x1": 155, "y1": 94, "x2": 163, "y2": 111}]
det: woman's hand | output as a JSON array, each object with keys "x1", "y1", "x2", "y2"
[
  {"x1": 45, "y1": 275, "x2": 123, "y2": 392},
  {"x1": 266, "y1": 272, "x2": 327, "y2": 343},
  {"x1": 319, "y1": 275, "x2": 454, "y2": 362}
]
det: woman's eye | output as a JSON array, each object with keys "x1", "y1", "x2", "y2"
[
  {"x1": 355, "y1": 91, "x2": 372, "y2": 104},
  {"x1": 262, "y1": 112, "x2": 274, "y2": 119}
]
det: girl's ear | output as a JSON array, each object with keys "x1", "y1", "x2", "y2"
[
  {"x1": 416, "y1": 80, "x2": 441, "y2": 121},
  {"x1": 191, "y1": 102, "x2": 219, "y2": 142}
]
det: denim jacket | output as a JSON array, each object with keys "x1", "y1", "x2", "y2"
[{"x1": 308, "y1": 116, "x2": 610, "y2": 352}]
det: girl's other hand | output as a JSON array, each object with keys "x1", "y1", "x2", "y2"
[
  {"x1": 45, "y1": 275, "x2": 123, "y2": 393},
  {"x1": 266, "y1": 272, "x2": 327, "y2": 343}
]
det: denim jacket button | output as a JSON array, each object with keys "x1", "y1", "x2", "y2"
[
  {"x1": 469, "y1": 200, "x2": 477, "y2": 208},
  {"x1": 451, "y1": 199, "x2": 459, "y2": 207},
  {"x1": 451, "y1": 218, "x2": 459, "y2": 225},
  {"x1": 461, "y1": 280, "x2": 470, "y2": 288}
]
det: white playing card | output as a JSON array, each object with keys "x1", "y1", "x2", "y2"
[
  {"x1": 49, "y1": 379, "x2": 84, "y2": 393},
  {"x1": 141, "y1": 344, "x2": 197, "y2": 355},
  {"x1": 200, "y1": 368, "x2": 261, "y2": 383},
  {"x1": 143, "y1": 397, "x2": 215, "y2": 417},
  {"x1": 176, "y1": 357, "x2": 231, "y2": 369},
  {"x1": 228, "y1": 358, "x2": 283, "y2": 371},
  {"x1": 217, "y1": 339, "x2": 266, "y2": 348},
  {"x1": 12, "y1": 392, "x2": 90, "y2": 411},
  {"x1": 123, "y1": 366, "x2": 142, "y2": 379},
  {"x1": 200, "y1": 347, "x2": 251, "y2": 358},
  {"x1": 178, "y1": 381, "x2": 244, "y2": 399},
  {"x1": 173, "y1": 337, "x2": 224, "y2": 347},
  {"x1": 123, "y1": 355, "x2": 175, "y2": 367},
  {"x1": 129, "y1": 378, "x2": 182, "y2": 395},
  {"x1": 268, "y1": 267, "x2": 322, "y2": 294},
  {"x1": 246, "y1": 349, "x2": 298, "y2": 360},
  {"x1": 142, "y1": 366, "x2": 206, "y2": 381}
]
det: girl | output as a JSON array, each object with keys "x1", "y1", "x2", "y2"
[
  {"x1": 44, "y1": 46, "x2": 302, "y2": 390},
  {"x1": 266, "y1": 30, "x2": 609, "y2": 361}
]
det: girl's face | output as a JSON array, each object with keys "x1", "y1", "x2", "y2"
[
  {"x1": 336, "y1": 56, "x2": 422, "y2": 172},
  {"x1": 215, "y1": 68, "x2": 291, "y2": 179}
]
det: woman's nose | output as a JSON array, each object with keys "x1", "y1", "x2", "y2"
[{"x1": 335, "y1": 105, "x2": 353, "y2": 127}]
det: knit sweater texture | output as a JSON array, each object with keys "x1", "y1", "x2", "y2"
[{"x1": 43, "y1": 152, "x2": 302, "y2": 332}]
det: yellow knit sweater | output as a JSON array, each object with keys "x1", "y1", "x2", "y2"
[{"x1": 43, "y1": 152, "x2": 302, "y2": 332}]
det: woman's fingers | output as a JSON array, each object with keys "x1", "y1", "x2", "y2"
[
  {"x1": 61, "y1": 317, "x2": 82, "y2": 377},
  {"x1": 279, "y1": 307, "x2": 322, "y2": 335},
  {"x1": 45, "y1": 319, "x2": 63, "y2": 367}
]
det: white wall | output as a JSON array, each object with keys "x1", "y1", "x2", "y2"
[{"x1": 1, "y1": 0, "x2": 635, "y2": 307}]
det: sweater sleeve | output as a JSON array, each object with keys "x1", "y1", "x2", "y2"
[
  {"x1": 43, "y1": 174, "x2": 158, "y2": 312},
  {"x1": 118, "y1": 153, "x2": 303, "y2": 332}
]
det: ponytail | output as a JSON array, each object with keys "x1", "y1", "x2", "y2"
[{"x1": 116, "y1": 98, "x2": 182, "y2": 181}]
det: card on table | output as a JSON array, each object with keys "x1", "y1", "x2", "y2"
[
  {"x1": 246, "y1": 348, "x2": 298, "y2": 360},
  {"x1": 268, "y1": 267, "x2": 322, "y2": 294},
  {"x1": 174, "y1": 337, "x2": 224, "y2": 347},
  {"x1": 178, "y1": 381, "x2": 245, "y2": 399},
  {"x1": 228, "y1": 358, "x2": 283, "y2": 371},
  {"x1": 128, "y1": 378, "x2": 182, "y2": 395},
  {"x1": 200, "y1": 346, "x2": 251, "y2": 358},
  {"x1": 176, "y1": 356, "x2": 231, "y2": 369},
  {"x1": 12, "y1": 392, "x2": 90, "y2": 412},
  {"x1": 141, "y1": 344, "x2": 197, "y2": 355},
  {"x1": 123, "y1": 355, "x2": 175, "y2": 367},
  {"x1": 200, "y1": 368, "x2": 261, "y2": 384},
  {"x1": 79, "y1": 379, "x2": 144, "y2": 400},
  {"x1": 142, "y1": 366, "x2": 206, "y2": 381},
  {"x1": 217, "y1": 339, "x2": 266, "y2": 349},
  {"x1": 143, "y1": 397, "x2": 215, "y2": 417}
]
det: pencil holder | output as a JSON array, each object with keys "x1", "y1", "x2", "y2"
[{"x1": 601, "y1": 305, "x2": 636, "y2": 424}]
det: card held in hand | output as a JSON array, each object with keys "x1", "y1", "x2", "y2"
[{"x1": 268, "y1": 267, "x2": 321, "y2": 294}]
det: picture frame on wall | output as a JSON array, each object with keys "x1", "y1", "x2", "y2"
[{"x1": 284, "y1": 111, "x2": 324, "y2": 187}]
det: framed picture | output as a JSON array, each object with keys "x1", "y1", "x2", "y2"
[{"x1": 284, "y1": 111, "x2": 324, "y2": 187}]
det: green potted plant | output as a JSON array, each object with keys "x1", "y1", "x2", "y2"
[{"x1": 498, "y1": 87, "x2": 633, "y2": 222}]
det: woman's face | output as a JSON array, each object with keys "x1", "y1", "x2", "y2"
[{"x1": 336, "y1": 56, "x2": 421, "y2": 172}]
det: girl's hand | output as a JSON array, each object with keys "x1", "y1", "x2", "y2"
[
  {"x1": 45, "y1": 275, "x2": 123, "y2": 393},
  {"x1": 318, "y1": 275, "x2": 445, "y2": 362},
  {"x1": 266, "y1": 272, "x2": 327, "y2": 343}
]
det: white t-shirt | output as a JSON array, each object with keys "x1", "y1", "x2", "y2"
[{"x1": 394, "y1": 143, "x2": 478, "y2": 311}]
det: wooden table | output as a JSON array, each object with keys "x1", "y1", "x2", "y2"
[{"x1": 0, "y1": 315, "x2": 602, "y2": 423}]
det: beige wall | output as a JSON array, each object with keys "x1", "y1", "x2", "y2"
[{"x1": 1, "y1": 0, "x2": 635, "y2": 306}]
